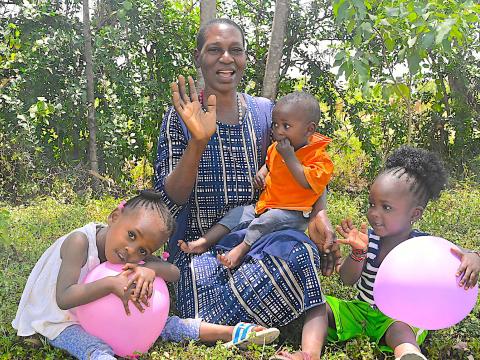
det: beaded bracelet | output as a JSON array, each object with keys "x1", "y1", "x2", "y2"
[
  {"x1": 469, "y1": 250, "x2": 480, "y2": 258},
  {"x1": 350, "y1": 248, "x2": 368, "y2": 262}
]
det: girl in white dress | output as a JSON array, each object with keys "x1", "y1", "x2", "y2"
[{"x1": 13, "y1": 190, "x2": 279, "y2": 359}]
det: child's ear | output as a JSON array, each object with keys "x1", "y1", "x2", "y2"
[
  {"x1": 107, "y1": 208, "x2": 121, "y2": 225},
  {"x1": 307, "y1": 122, "x2": 316, "y2": 136},
  {"x1": 411, "y1": 206, "x2": 424, "y2": 223}
]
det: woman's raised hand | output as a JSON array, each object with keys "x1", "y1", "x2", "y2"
[
  {"x1": 171, "y1": 75, "x2": 217, "y2": 143},
  {"x1": 336, "y1": 219, "x2": 368, "y2": 251}
]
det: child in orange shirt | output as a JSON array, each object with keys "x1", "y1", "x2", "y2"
[{"x1": 179, "y1": 91, "x2": 334, "y2": 269}]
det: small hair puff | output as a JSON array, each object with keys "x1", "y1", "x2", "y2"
[{"x1": 384, "y1": 146, "x2": 448, "y2": 205}]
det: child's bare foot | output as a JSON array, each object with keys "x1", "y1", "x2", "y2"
[
  {"x1": 217, "y1": 241, "x2": 250, "y2": 268},
  {"x1": 270, "y1": 350, "x2": 317, "y2": 360},
  {"x1": 178, "y1": 238, "x2": 211, "y2": 254}
]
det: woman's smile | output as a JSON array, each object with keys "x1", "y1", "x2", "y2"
[{"x1": 216, "y1": 69, "x2": 236, "y2": 80}]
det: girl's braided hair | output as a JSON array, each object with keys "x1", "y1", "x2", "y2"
[
  {"x1": 123, "y1": 190, "x2": 175, "y2": 237},
  {"x1": 382, "y1": 146, "x2": 448, "y2": 206}
]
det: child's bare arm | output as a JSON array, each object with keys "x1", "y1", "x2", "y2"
[
  {"x1": 123, "y1": 257, "x2": 180, "y2": 301},
  {"x1": 56, "y1": 232, "x2": 129, "y2": 311},
  {"x1": 336, "y1": 220, "x2": 369, "y2": 286},
  {"x1": 139, "y1": 255, "x2": 180, "y2": 282}
]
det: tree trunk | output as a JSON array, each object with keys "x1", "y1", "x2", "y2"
[
  {"x1": 448, "y1": 71, "x2": 470, "y2": 166},
  {"x1": 197, "y1": 0, "x2": 216, "y2": 91},
  {"x1": 262, "y1": 0, "x2": 289, "y2": 100},
  {"x1": 83, "y1": 0, "x2": 99, "y2": 185}
]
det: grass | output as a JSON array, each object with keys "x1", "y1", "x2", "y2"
[{"x1": 0, "y1": 183, "x2": 479, "y2": 359}]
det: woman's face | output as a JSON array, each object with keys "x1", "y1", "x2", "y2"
[{"x1": 195, "y1": 23, "x2": 246, "y2": 94}]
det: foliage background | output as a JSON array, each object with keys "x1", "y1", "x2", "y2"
[
  {"x1": 1, "y1": 187, "x2": 479, "y2": 359},
  {"x1": 1, "y1": 0, "x2": 479, "y2": 358},
  {"x1": 1, "y1": 0, "x2": 479, "y2": 203}
]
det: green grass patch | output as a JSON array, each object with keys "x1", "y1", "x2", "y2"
[{"x1": 1, "y1": 185, "x2": 479, "y2": 359}]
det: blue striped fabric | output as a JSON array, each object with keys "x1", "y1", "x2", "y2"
[{"x1": 155, "y1": 94, "x2": 325, "y2": 327}]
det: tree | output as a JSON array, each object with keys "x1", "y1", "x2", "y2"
[
  {"x1": 261, "y1": 0, "x2": 289, "y2": 99},
  {"x1": 332, "y1": 0, "x2": 480, "y2": 168},
  {"x1": 197, "y1": 0, "x2": 217, "y2": 90},
  {"x1": 201, "y1": 0, "x2": 217, "y2": 26},
  {"x1": 83, "y1": 0, "x2": 99, "y2": 182}
]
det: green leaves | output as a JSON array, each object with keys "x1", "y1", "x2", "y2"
[
  {"x1": 353, "y1": 58, "x2": 370, "y2": 83},
  {"x1": 435, "y1": 18, "x2": 457, "y2": 44},
  {"x1": 123, "y1": 1, "x2": 133, "y2": 11},
  {"x1": 393, "y1": 83, "x2": 410, "y2": 98},
  {"x1": 407, "y1": 52, "x2": 420, "y2": 74},
  {"x1": 419, "y1": 31, "x2": 435, "y2": 50},
  {"x1": 0, "y1": 0, "x2": 200, "y2": 189},
  {"x1": 332, "y1": 0, "x2": 479, "y2": 88}
]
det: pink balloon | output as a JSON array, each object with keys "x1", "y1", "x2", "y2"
[
  {"x1": 374, "y1": 236, "x2": 478, "y2": 330},
  {"x1": 76, "y1": 262, "x2": 170, "y2": 358}
]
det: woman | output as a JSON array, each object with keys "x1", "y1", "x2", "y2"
[{"x1": 154, "y1": 18, "x2": 338, "y2": 360}]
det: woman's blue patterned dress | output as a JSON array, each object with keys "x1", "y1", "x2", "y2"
[{"x1": 154, "y1": 94, "x2": 325, "y2": 327}]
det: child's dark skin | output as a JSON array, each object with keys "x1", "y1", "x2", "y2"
[
  {"x1": 217, "y1": 101, "x2": 317, "y2": 269},
  {"x1": 330, "y1": 174, "x2": 424, "y2": 358},
  {"x1": 56, "y1": 206, "x2": 179, "y2": 315},
  {"x1": 451, "y1": 247, "x2": 480, "y2": 289},
  {"x1": 330, "y1": 171, "x2": 480, "y2": 359}
]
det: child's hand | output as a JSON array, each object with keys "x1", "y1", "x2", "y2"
[
  {"x1": 451, "y1": 247, "x2": 480, "y2": 290},
  {"x1": 253, "y1": 164, "x2": 268, "y2": 190},
  {"x1": 276, "y1": 138, "x2": 295, "y2": 159},
  {"x1": 253, "y1": 172, "x2": 266, "y2": 189},
  {"x1": 109, "y1": 270, "x2": 145, "y2": 315},
  {"x1": 123, "y1": 263, "x2": 156, "y2": 301},
  {"x1": 336, "y1": 219, "x2": 368, "y2": 251}
]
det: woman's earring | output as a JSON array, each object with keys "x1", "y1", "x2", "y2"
[{"x1": 410, "y1": 220, "x2": 414, "y2": 225}]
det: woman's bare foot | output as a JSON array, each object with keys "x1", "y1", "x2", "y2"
[
  {"x1": 178, "y1": 238, "x2": 211, "y2": 254},
  {"x1": 217, "y1": 241, "x2": 250, "y2": 268}
]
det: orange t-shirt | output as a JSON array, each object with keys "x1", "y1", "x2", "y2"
[{"x1": 255, "y1": 133, "x2": 334, "y2": 214}]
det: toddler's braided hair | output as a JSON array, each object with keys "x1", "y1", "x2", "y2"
[
  {"x1": 123, "y1": 190, "x2": 175, "y2": 237},
  {"x1": 382, "y1": 146, "x2": 448, "y2": 206}
]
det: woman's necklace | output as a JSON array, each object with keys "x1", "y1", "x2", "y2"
[
  {"x1": 236, "y1": 93, "x2": 243, "y2": 123},
  {"x1": 200, "y1": 92, "x2": 248, "y2": 205},
  {"x1": 201, "y1": 92, "x2": 243, "y2": 124}
]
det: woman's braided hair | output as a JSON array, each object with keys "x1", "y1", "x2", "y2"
[
  {"x1": 123, "y1": 190, "x2": 175, "y2": 237},
  {"x1": 382, "y1": 146, "x2": 448, "y2": 207}
]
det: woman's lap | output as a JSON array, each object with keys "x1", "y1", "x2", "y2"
[{"x1": 173, "y1": 232, "x2": 325, "y2": 327}]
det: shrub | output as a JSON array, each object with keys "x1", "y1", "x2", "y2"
[
  {"x1": 1, "y1": 185, "x2": 479, "y2": 359},
  {"x1": 328, "y1": 129, "x2": 371, "y2": 193}
]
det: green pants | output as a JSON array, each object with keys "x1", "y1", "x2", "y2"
[{"x1": 326, "y1": 295, "x2": 428, "y2": 352}]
